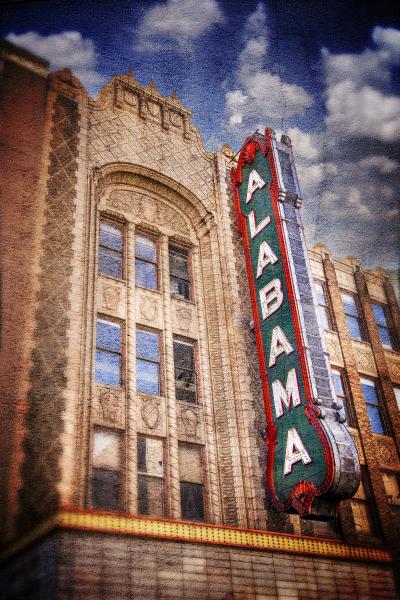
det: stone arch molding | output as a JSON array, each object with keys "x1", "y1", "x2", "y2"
[{"x1": 94, "y1": 163, "x2": 215, "y2": 239}]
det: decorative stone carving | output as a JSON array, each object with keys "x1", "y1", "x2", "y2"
[
  {"x1": 124, "y1": 90, "x2": 138, "y2": 107},
  {"x1": 140, "y1": 297, "x2": 158, "y2": 323},
  {"x1": 336, "y1": 268, "x2": 357, "y2": 292},
  {"x1": 103, "y1": 285, "x2": 121, "y2": 312},
  {"x1": 352, "y1": 342, "x2": 377, "y2": 375},
  {"x1": 366, "y1": 279, "x2": 386, "y2": 303},
  {"x1": 348, "y1": 428, "x2": 365, "y2": 464},
  {"x1": 146, "y1": 101, "x2": 161, "y2": 117},
  {"x1": 169, "y1": 111, "x2": 183, "y2": 129},
  {"x1": 376, "y1": 436, "x2": 399, "y2": 467},
  {"x1": 176, "y1": 306, "x2": 192, "y2": 331},
  {"x1": 387, "y1": 355, "x2": 400, "y2": 384},
  {"x1": 325, "y1": 332, "x2": 343, "y2": 366},
  {"x1": 107, "y1": 191, "x2": 189, "y2": 235},
  {"x1": 181, "y1": 407, "x2": 199, "y2": 438},
  {"x1": 140, "y1": 395, "x2": 161, "y2": 430},
  {"x1": 98, "y1": 388, "x2": 124, "y2": 427}
]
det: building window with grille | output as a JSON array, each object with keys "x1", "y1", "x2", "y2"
[
  {"x1": 179, "y1": 443, "x2": 205, "y2": 522},
  {"x1": 341, "y1": 292, "x2": 366, "y2": 341},
  {"x1": 135, "y1": 233, "x2": 158, "y2": 290},
  {"x1": 174, "y1": 339, "x2": 197, "y2": 403},
  {"x1": 331, "y1": 368, "x2": 356, "y2": 427},
  {"x1": 169, "y1": 245, "x2": 191, "y2": 300},
  {"x1": 315, "y1": 281, "x2": 335, "y2": 331},
  {"x1": 136, "y1": 328, "x2": 161, "y2": 395},
  {"x1": 95, "y1": 318, "x2": 122, "y2": 386},
  {"x1": 98, "y1": 219, "x2": 124, "y2": 279},
  {"x1": 360, "y1": 377, "x2": 390, "y2": 435},
  {"x1": 137, "y1": 435, "x2": 164, "y2": 517},
  {"x1": 92, "y1": 429, "x2": 122, "y2": 511},
  {"x1": 351, "y1": 468, "x2": 380, "y2": 537},
  {"x1": 372, "y1": 303, "x2": 396, "y2": 350}
]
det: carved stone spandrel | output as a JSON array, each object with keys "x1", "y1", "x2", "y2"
[
  {"x1": 366, "y1": 279, "x2": 386, "y2": 303},
  {"x1": 325, "y1": 331, "x2": 344, "y2": 367},
  {"x1": 136, "y1": 289, "x2": 163, "y2": 329},
  {"x1": 374, "y1": 435, "x2": 400, "y2": 469},
  {"x1": 97, "y1": 278, "x2": 126, "y2": 319},
  {"x1": 172, "y1": 300, "x2": 197, "y2": 337},
  {"x1": 95, "y1": 386, "x2": 125, "y2": 429},
  {"x1": 336, "y1": 268, "x2": 357, "y2": 293},
  {"x1": 386, "y1": 352, "x2": 400, "y2": 384},
  {"x1": 348, "y1": 427, "x2": 365, "y2": 465},
  {"x1": 352, "y1": 341, "x2": 378, "y2": 376},
  {"x1": 177, "y1": 402, "x2": 204, "y2": 443},
  {"x1": 137, "y1": 394, "x2": 166, "y2": 436}
]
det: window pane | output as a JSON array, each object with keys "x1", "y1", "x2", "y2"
[
  {"x1": 99, "y1": 247, "x2": 122, "y2": 278},
  {"x1": 97, "y1": 320, "x2": 121, "y2": 352},
  {"x1": 318, "y1": 305, "x2": 331, "y2": 331},
  {"x1": 175, "y1": 371, "x2": 196, "y2": 403},
  {"x1": 367, "y1": 405, "x2": 384, "y2": 434},
  {"x1": 378, "y1": 325, "x2": 392, "y2": 349},
  {"x1": 95, "y1": 350, "x2": 121, "y2": 386},
  {"x1": 346, "y1": 315, "x2": 362, "y2": 340},
  {"x1": 135, "y1": 259, "x2": 157, "y2": 289},
  {"x1": 136, "y1": 330, "x2": 159, "y2": 362},
  {"x1": 171, "y1": 276, "x2": 191, "y2": 300},
  {"x1": 382, "y1": 473, "x2": 400, "y2": 502},
  {"x1": 100, "y1": 221, "x2": 122, "y2": 251},
  {"x1": 315, "y1": 282, "x2": 325, "y2": 304},
  {"x1": 180, "y1": 482, "x2": 204, "y2": 521},
  {"x1": 372, "y1": 304, "x2": 387, "y2": 326},
  {"x1": 136, "y1": 359, "x2": 160, "y2": 394},
  {"x1": 361, "y1": 379, "x2": 379, "y2": 405},
  {"x1": 352, "y1": 501, "x2": 372, "y2": 535},
  {"x1": 138, "y1": 476, "x2": 164, "y2": 516},
  {"x1": 92, "y1": 468, "x2": 121, "y2": 511},
  {"x1": 341, "y1": 293, "x2": 358, "y2": 317},
  {"x1": 93, "y1": 430, "x2": 120, "y2": 469},
  {"x1": 332, "y1": 370, "x2": 344, "y2": 397},
  {"x1": 136, "y1": 234, "x2": 157, "y2": 262},
  {"x1": 137, "y1": 436, "x2": 163, "y2": 476},
  {"x1": 174, "y1": 341, "x2": 194, "y2": 370},
  {"x1": 179, "y1": 444, "x2": 202, "y2": 483},
  {"x1": 170, "y1": 248, "x2": 189, "y2": 279}
]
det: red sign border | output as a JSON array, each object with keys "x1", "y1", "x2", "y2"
[{"x1": 231, "y1": 130, "x2": 335, "y2": 516}]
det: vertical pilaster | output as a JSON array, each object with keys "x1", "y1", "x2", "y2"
[
  {"x1": 126, "y1": 222, "x2": 137, "y2": 513},
  {"x1": 160, "y1": 235, "x2": 181, "y2": 518},
  {"x1": 191, "y1": 246, "x2": 221, "y2": 523}
]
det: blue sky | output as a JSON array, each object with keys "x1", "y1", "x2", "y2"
[{"x1": 2, "y1": 0, "x2": 400, "y2": 277}]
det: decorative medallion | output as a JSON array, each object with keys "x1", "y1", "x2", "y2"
[
  {"x1": 176, "y1": 306, "x2": 192, "y2": 331},
  {"x1": 102, "y1": 285, "x2": 121, "y2": 312},
  {"x1": 140, "y1": 297, "x2": 158, "y2": 323},
  {"x1": 354, "y1": 343, "x2": 377, "y2": 375},
  {"x1": 180, "y1": 407, "x2": 199, "y2": 438},
  {"x1": 325, "y1": 333, "x2": 343, "y2": 366},
  {"x1": 231, "y1": 130, "x2": 360, "y2": 518},
  {"x1": 377, "y1": 438, "x2": 398, "y2": 467},
  {"x1": 99, "y1": 388, "x2": 123, "y2": 425},
  {"x1": 141, "y1": 396, "x2": 161, "y2": 430}
]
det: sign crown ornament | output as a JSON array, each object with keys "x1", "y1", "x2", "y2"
[{"x1": 231, "y1": 129, "x2": 360, "y2": 518}]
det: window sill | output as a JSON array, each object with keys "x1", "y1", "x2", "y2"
[
  {"x1": 136, "y1": 284, "x2": 162, "y2": 295},
  {"x1": 171, "y1": 293, "x2": 196, "y2": 306},
  {"x1": 98, "y1": 273, "x2": 126, "y2": 284}
]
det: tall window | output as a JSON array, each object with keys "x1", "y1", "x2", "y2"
[
  {"x1": 179, "y1": 443, "x2": 205, "y2": 522},
  {"x1": 315, "y1": 281, "x2": 335, "y2": 331},
  {"x1": 169, "y1": 246, "x2": 191, "y2": 300},
  {"x1": 136, "y1": 329, "x2": 160, "y2": 395},
  {"x1": 92, "y1": 429, "x2": 122, "y2": 511},
  {"x1": 331, "y1": 368, "x2": 356, "y2": 427},
  {"x1": 372, "y1": 303, "x2": 396, "y2": 350},
  {"x1": 394, "y1": 386, "x2": 400, "y2": 412},
  {"x1": 360, "y1": 377, "x2": 389, "y2": 435},
  {"x1": 174, "y1": 339, "x2": 197, "y2": 403},
  {"x1": 98, "y1": 220, "x2": 124, "y2": 279},
  {"x1": 137, "y1": 435, "x2": 164, "y2": 516},
  {"x1": 382, "y1": 472, "x2": 400, "y2": 506},
  {"x1": 135, "y1": 233, "x2": 158, "y2": 290},
  {"x1": 351, "y1": 468, "x2": 380, "y2": 537},
  {"x1": 95, "y1": 319, "x2": 122, "y2": 386},
  {"x1": 341, "y1": 292, "x2": 365, "y2": 341}
]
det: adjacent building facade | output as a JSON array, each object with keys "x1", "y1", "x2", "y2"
[{"x1": 1, "y1": 39, "x2": 400, "y2": 599}]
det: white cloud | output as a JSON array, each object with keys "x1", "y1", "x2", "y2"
[
  {"x1": 359, "y1": 155, "x2": 399, "y2": 174},
  {"x1": 6, "y1": 31, "x2": 104, "y2": 90},
  {"x1": 287, "y1": 127, "x2": 319, "y2": 161},
  {"x1": 224, "y1": 3, "x2": 313, "y2": 134},
  {"x1": 135, "y1": 0, "x2": 224, "y2": 53},
  {"x1": 372, "y1": 26, "x2": 400, "y2": 65}
]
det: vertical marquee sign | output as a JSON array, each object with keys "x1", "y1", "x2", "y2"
[{"x1": 231, "y1": 130, "x2": 360, "y2": 518}]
